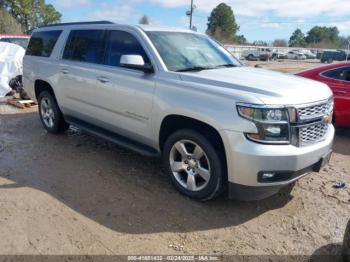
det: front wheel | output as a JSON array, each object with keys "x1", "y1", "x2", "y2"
[
  {"x1": 163, "y1": 129, "x2": 224, "y2": 201},
  {"x1": 38, "y1": 91, "x2": 69, "y2": 133}
]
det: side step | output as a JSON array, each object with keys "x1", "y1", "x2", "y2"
[{"x1": 65, "y1": 116, "x2": 160, "y2": 158}]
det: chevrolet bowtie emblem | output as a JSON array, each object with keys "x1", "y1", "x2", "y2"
[{"x1": 324, "y1": 113, "x2": 333, "y2": 124}]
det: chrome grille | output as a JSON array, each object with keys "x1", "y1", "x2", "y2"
[
  {"x1": 299, "y1": 123, "x2": 328, "y2": 146},
  {"x1": 297, "y1": 102, "x2": 329, "y2": 121},
  {"x1": 292, "y1": 99, "x2": 333, "y2": 147}
]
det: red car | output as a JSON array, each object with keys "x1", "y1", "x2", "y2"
[{"x1": 296, "y1": 62, "x2": 350, "y2": 127}]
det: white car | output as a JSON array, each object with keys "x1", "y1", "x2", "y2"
[
  {"x1": 287, "y1": 51, "x2": 306, "y2": 60},
  {"x1": 23, "y1": 22, "x2": 334, "y2": 201}
]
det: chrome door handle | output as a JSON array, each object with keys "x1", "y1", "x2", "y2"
[
  {"x1": 334, "y1": 90, "x2": 348, "y2": 94},
  {"x1": 97, "y1": 76, "x2": 110, "y2": 83},
  {"x1": 61, "y1": 69, "x2": 69, "y2": 74}
]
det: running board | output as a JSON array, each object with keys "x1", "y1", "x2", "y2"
[{"x1": 65, "y1": 116, "x2": 160, "y2": 157}]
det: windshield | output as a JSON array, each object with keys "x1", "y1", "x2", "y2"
[{"x1": 146, "y1": 31, "x2": 241, "y2": 72}]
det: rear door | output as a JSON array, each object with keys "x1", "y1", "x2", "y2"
[
  {"x1": 57, "y1": 29, "x2": 107, "y2": 120},
  {"x1": 320, "y1": 66, "x2": 350, "y2": 126}
]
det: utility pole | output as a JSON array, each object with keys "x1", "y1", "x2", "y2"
[{"x1": 189, "y1": 0, "x2": 194, "y2": 30}]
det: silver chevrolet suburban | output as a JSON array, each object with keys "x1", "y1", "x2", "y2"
[{"x1": 23, "y1": 21, "x2": 334, "y2": 201}]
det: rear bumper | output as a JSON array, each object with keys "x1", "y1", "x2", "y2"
[{"x1": 220, "y1": 124, "x2": 334, "y2": 200}]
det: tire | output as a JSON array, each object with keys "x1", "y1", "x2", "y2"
[
  {"x1": 38, "y1": 90, "x2": 69, "y2": 133},
  {"x1": 247, "y1": 54, "x2": 254, "y2": 61},
  {"x1": 163, "y1": 129, "x2": 224, "y2": 201},
  {"x1": 343, "y1": 220, "x2": 350, "y2": 262},
  {"x1": 327, "y1": 58, "x2": 333, "y2": 63}
]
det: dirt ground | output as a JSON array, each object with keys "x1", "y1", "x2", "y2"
[{"x1": 0, "y1": 61, "x2": 349, "y2": 259}]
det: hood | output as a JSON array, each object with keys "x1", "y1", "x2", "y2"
[{"x1": 179, "y1": 66, "x2": 332, "y2": 105}]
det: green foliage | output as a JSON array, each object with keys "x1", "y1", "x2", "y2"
[
  {"x1": 0, "y1": 8, "x2": 23, "y2": 34},
  {"x1": 288, "y1": 29, "x2": 306, "y2": 47},
  {"x1": 2, "y1": 0, "x2": 62, "y2": 33},
  {"x1": 139, "y1": 15, "x2": 150, "y2": 25},
  {"x1": 305, "y1": 26, "x2": 340, "y2": 48},
  {"x1": 234, "y1": 34, "x2": 247, "y2": 45},
  {"x1": 206, "y1": 3, "x2": 240, "y2": 43}
]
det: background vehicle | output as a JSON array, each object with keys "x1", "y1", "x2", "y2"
[
  {"x1": 24, "y1": 22, "x2": 334, "y2": 201},
  {"x1": 321, "y1": 50, "x2": 350, "y2": 63},
  {"x1": 242, "y1": 47, "x2": 272, "y2": 61},
  {"x1": 0, "y1": 34, "x2": 30, "y2": 49},
  {"x1": 300, "y1": 49, "x2": 317, "y2": 59},
  {"x1": 296, "y1": 62, "x2": 350, "y2": 127},
  {"x1": 286, "y1": 50, "x2": 306, "y2": 60},
  {"x1": 271, "y1": 49, "x2": 287, "y2": 60}
]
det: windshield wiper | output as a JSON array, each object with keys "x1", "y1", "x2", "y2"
[
  {"x1": 176, "y1": 66, "x2": 214, "y2": 72},
  {"x1": 176, "y1": 64, "x2": 237, "y2": 72},
  {"x1": 214, "y1": 63, "x2": 237, "y2": 68}
]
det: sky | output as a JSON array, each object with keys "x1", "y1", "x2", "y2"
[{"x1": 47, "y1": 0, "x2": 350, "y2": 42}]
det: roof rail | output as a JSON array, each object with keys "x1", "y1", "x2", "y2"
[{"x1": 39, "y1": 21, "x2": 114, "y2": 28}]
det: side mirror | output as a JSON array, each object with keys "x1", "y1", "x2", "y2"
[{"x1": 120, "y1": 55, "x2": 154, "y2": 73}]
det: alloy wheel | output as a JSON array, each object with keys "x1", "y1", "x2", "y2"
[{"x1": 169, "y1": 139, "x2": 211, "y2": 192}]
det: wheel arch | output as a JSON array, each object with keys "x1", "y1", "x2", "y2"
[
  {"x1": 34, "y1": 79, "x2": 56, "y2": 100},
  {"x1": 159, "y1": 114, "x2": 227, "y2": 168}
]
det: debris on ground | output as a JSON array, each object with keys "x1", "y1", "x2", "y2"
[{"x1": 333, "y1": 181, "x2": 346, "y2": 189}]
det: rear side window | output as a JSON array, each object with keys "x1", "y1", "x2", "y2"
[
  {"x1": 63, "y1": 30, "x2": 106, "y2": 64},
  {"x1": 321, "y1": 67, "x2": 350, "y2": 81},
  {"x1": 26, "y1": 31, "x2": 62, "y2": 57},
  {"x1": 104, "y1": 30, "x2": 150, "y2": 67}
]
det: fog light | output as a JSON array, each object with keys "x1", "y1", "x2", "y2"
[{"x1": 262, "y1": 173, "x2": 275, "y2": 179}]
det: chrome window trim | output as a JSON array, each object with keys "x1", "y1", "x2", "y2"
[{"x1": 319, "y1": 65, "x2": 350, "y2": 83}]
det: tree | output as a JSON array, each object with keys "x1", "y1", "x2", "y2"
[
  {"x1": 139, "y1": 15, "x2": 150, "y2": 25},
  {"x1": 340, "y1": 36, "x2": 350, "y2": 50},
  {"x1": 206, "y1": 3, "x2": 239, "y2": 43},
  {"x1": 288, "y1": 29, "x2": 306, "y2": 47},
  {"x1": 234, "y1": 34, "x2": 247, "y2": 45},
  {"x1": 273, "y1": 39, "x2": 287, "y2": 47},
  {"x1": 305, "y1": 26, "x2": 340, "y2": 48},
  {"x1": 0, "y1": 8, "x2": 23, "y2": 34},
  {"x1": 3, "y1": 0, "x2": 61, "y2": 33}
]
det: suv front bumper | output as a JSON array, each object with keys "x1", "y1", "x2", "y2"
[{"x1": 220, "y1": 124, "x2": 334, "y2": 200}]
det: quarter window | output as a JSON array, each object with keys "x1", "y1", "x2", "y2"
[
  {"x1": 26, "y1": 30, "x2": 62, "y2": 57},
  {"x1": 63, "y1": 30, "x2": 106, "y2": 64},
  {"x1": 322, "y1": 67, "x2": 350, "y2": 81},
  {"x1": 104, "y1": 30, "x2": 150, "y2": 67}
]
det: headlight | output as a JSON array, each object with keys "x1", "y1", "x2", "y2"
[{"x1": 237, "y1": 104, "x2": 290, "y2": 144}]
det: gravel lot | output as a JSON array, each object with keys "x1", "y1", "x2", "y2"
[{"x1": 0, "y1": 60, "x2": 349, "y2": 259}]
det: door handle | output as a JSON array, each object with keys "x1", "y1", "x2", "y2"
[
  {"x1": 334, "y1": 90, "x2": 348, "y2": 94},
  {"x1": 61, "y1": 69, "x2": 69, "y2": 74},
  {"x1": 97, "y1": 76, "x2": 110, "y2": 83}
]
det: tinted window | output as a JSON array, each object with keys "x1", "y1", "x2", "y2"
[
  {"x1": 63, "y1": 30, "x2": 106, "y2": 64},
  {"x1": 104, "y1": 30, "x2": 150, "y2": 67},
  {"x1": 0, "y1": 38, "x2": 29, "y2": 49},
  {"x1": 322, "y1": 67, "x2": 350, "y2": 81},
  {"x1": 26, "y1": 31, "x2": 62, "y2": 57}
]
